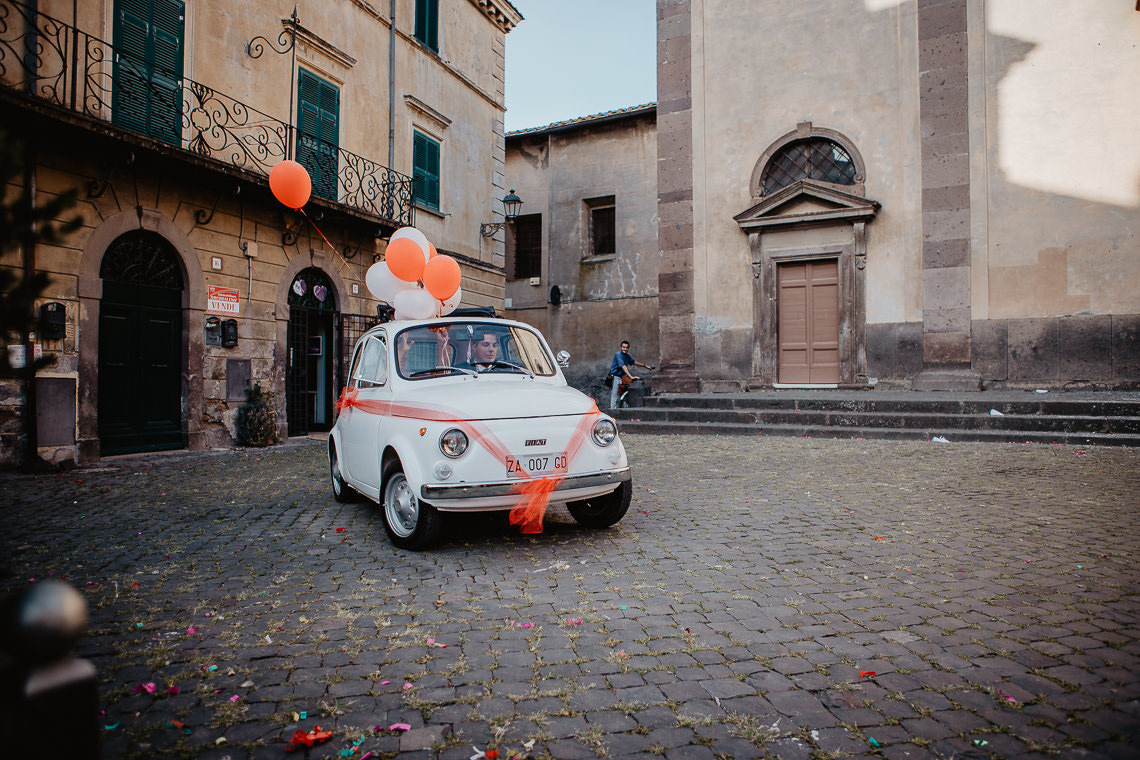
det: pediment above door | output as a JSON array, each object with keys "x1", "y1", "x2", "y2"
[{"x1": 734, "y1": 180, "x2": 879, "y2": 231}]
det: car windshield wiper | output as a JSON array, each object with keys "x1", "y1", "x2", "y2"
[
  {"x1": 408, "y1": 364, "x2": 478, "y2": 378},
  {"x1": 479, "y1": 360, "x2": 534, "y2": 379}
]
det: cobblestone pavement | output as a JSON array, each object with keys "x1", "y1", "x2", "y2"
[{"x1": 2, "y1": 435, "x2": 1139, "y2": 760}]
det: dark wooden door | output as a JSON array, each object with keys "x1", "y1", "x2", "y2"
[
  {"x1": 777, "y1": 259, "x2": 840, "y2": 384},
  {"x1": 98, "y1": 281, "x2": 183, "y2": 454}
]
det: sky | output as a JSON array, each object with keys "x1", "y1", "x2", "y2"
[{"x1": 504, "y1": 0, "x2": 657, "y2": 133}]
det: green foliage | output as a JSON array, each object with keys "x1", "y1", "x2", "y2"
[{"x1": 235, "y1": 382, "x2": 277, "y2": 446}]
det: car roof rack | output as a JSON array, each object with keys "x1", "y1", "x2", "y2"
[{"x1": 449, "y1": 306, "x2": 499, "y2": 318}]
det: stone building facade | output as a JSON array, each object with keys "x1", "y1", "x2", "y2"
[
  {"x1": 0, "y1": 0, "x2": 520, "y2": 466},
  {"x1": 655, "y1": 0, "x2": 1140, "y2": 392},
  {"x1": 504, "y1": 105, "x2": 659, "y2": 388}
]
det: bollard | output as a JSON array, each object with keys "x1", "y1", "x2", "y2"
[{"x1": 0, "y1": 581, "x2": 99, "y2": 758}]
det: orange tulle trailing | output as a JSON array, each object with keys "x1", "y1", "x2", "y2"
[{"x1": 510, "y1": 476, "x2": 562, "y2": 534}]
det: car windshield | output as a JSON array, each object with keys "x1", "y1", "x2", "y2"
[{"x1": 394, "y1": 321, "x2": 556, "y2": 380}]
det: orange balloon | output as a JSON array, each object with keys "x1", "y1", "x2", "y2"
[
  {"x1": 428, "y1": 242, "x2": 438, "y2": 259},
  {"x1": 269, "y1": 160, "x2": 311, "y2": 209},
  {"x1": 423, "y1": 254, "x2": 461, "y2": 301},
  {"x1": 386, "y1": 237, "x2": 426, "y2": 282}
]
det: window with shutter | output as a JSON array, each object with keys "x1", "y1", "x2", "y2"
[
  {"x1": 112, "y1": 0, "x2": 184, "y2": 145},
  {"x1": 512, "y1": 214, "x2": 542, "y2": 279},
  {"x1": 415, "y1": 0, "x2": 439, "y2": 52},
  {"x1": 413, "y1": 132, "x2": 440, "y2": 209},
  {"x1": 296, "y1": 69, "x2": 340, "y2": 201}
]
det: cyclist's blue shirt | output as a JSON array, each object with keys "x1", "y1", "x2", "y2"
[{"x1": 610, "y1": 351, "x2": 636, "y2": 376}]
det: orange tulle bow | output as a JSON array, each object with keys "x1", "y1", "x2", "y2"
[
  {"x1": 335, "y1": 387, "x2": 359, "y2": 415},
  {"x1": 510, "y1": 476, "x2": 562, "y2": 534}
]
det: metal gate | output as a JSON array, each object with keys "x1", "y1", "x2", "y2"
[{"x1": 336, "y1": 312, "x2": 382, "y2": 394}]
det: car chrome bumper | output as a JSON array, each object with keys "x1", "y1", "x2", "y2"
[{"x1": 420, "y1": 467, "x2": 631, "y2": 501}]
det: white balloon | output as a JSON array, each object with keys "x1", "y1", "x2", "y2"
[
  {"x1": 393, "y1": 286, "x2": 437, "y2": 321},
  {"x1": 365, "y1": 261, "x2": 413, "y2": 304},
  {"x1": 389, "y1": 226, "x2": 431, "y2": 262},
  {"x1": 439, "y1": 286, "x2": 462, "y2": 316}
]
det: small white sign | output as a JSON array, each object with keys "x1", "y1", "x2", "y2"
[
  {"x1": 207, "y1": 286, "x2": 240, "y2": 315},
  {"x1": 7, "y1": 343, "x2": 41, "y2": 368}
]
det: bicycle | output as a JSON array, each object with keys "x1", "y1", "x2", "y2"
[{"x1": 617, "y1": 365, "x2": 656, "y2": 408}]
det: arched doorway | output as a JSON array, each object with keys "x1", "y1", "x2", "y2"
[
  {"x1": 98, "y1": 230, "x2": 186, "y2": 454},
  {"x1": 287, "y1": 267, "x2": 338, "y2": 436},
  {"x1": 737, "y1": 123, "x2": 877, "y2": 387}
]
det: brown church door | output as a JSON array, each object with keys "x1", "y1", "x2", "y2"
[{"x1": 777, "y1": 259, "x2": 839, "y2": 384}]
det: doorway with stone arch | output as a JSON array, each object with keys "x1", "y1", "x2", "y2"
[
  {"x1": 735, "y1": 123, "x2": 878, "y2": 387},
  {"x1": 97, "y1": 230, "x2": 186, "y2": 454},
  {"x1": 286, "y1": 267, "x2": 339, "y2": 436}
]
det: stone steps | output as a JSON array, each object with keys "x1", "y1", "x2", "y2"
[{"x1": 611, "y1": 392, "x2": 1140, "y2": 446}]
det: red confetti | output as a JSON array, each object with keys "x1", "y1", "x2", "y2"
[
  {"x1": 859, "y1": 670, "x2": 877, "y2": 678},
  {"x1": 286, "y1": 726, "x2": 332, "y2": 751},
  {"x1": 335, "y1": 527, "x2": 346, "y2": 533}
]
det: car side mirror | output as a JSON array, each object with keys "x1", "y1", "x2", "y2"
[{"x1": 556, "y1": 350, "x2": 570, "y2": 368}]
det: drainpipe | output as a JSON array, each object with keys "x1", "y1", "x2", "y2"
[
  {"x1": 388, "y1": 0, "x2": 396, "y2": 167},
  {"x1": 22, "y1": 142, "x2": 39, "y2": 468}
]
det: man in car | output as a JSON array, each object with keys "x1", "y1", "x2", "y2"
[{"x1": 470, "y1": 330, "x2": 499, "y2": 371}]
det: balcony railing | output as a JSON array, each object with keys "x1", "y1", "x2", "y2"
[{"x1": 0, "y1": 0, "x2": 413, "y2": 226}]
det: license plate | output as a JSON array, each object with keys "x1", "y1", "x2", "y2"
[{"x1": 505, "y1": 453, "x2": 567, "y2": 478}]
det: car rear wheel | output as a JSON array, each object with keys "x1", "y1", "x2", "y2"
[
  {"x1": 381, "y1": 460, "x2": 444, "y2": 550},
  {"x1": 329, "y1": 443, "x2": 357, "y2": 503},
  {"x1": 567, "y1": 480, "x2": 632, "y2": 528}
]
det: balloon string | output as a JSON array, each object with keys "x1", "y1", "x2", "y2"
[{"x1": 299, "y1": 208, "x2": 336, "y2": 251}]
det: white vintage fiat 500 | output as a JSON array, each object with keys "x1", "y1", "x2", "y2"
[{"x1": 328, "y1": 316, "x2": 632, "y2": 549}]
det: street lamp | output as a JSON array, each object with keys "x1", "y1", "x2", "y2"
[{"x1": 480, "y1": 189, "x2": 523, "y2": 236}]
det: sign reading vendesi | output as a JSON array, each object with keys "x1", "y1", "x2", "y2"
[{"x1": 207, "y1": 286, "x2": 240, "y2": 316}]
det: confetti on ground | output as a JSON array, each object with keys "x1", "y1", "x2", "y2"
[
  {"x1": 859, "y1": 670, "x2": 877, "y2": 678},
  {"x1": 286, "y1": 726, "x2": 332, "y2": 751}
]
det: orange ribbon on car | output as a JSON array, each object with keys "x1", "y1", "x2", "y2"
[{"x1": 335, "y1": 389, "x2": 603, "y2": 533}]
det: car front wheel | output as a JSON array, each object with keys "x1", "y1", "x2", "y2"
[
  {"x1": 567, "y1": 480, "x2": 632, "y2": 529},
  {"x1": 381, "y1": 460, "x2": 444, "y2": 550}
]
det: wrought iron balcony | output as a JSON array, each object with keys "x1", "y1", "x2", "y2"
[{"x1": 0, "y1": 0, "x2": 413, "y2": 226}]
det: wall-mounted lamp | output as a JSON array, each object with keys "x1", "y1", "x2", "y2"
[{"x1": 479, "y1": 189, "x2": 523, "y2": 236}]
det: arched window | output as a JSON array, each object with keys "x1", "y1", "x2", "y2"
[
  {"x1": 761, "y1": 138, "x2": 857, "y2": 196},
  {"x1": 288, "y1": 267, "x2": 336, "y2": 312},
  {"x1": 100, "y1": 230, "x2": 183, "y2": 289}
]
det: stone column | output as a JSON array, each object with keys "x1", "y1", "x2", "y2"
[
  {"x1": 913, "y1": 0, "x2": 981, "y2": 390},
  {"x1": 654, "y1": 0, "x2": 700, "y2": 392}
]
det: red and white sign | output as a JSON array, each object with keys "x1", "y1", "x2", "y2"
[{"x1": 207, "y1": 286, "x2": 240, "y2": 316}]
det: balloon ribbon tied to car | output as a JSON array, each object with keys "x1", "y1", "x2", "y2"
[{"x1": 332, "y1": 391, "x2": 604, "y2": 533}]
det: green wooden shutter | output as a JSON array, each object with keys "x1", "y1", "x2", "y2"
[
  {"x1": 413, "y1": 132, "x2": 439, "y2": 209},
  {"x1": 415, "y1": 0, "x2": 438, "y2": 51},
  {"x1": 113, "y1": 0, "x2": 183, "y2": 145},
  {"x1": 296, "y1": 69, "x2": 340, "y2": 201}
]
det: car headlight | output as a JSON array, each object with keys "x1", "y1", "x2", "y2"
[
  {"x1": 592, "y1": 418, "x2": 617, "y2": 447},
  {"x1": 439, "y1": 428, "x2": 468, "y2": 458}
]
